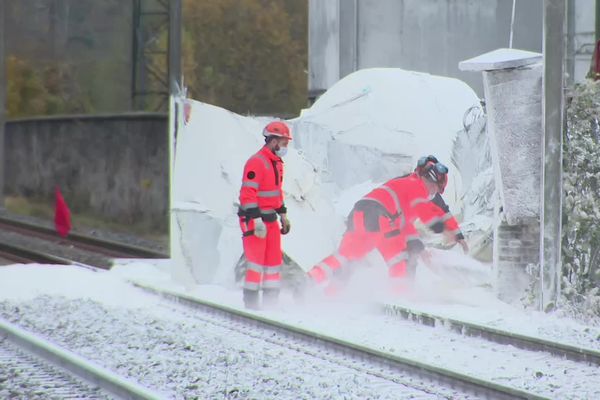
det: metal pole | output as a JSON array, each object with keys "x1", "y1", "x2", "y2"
[
  {"x1": 566, "y1": 0, "x2": 575, "y2": 86},
  {"x1": 540, "y1": 0, "x2": 565, "y2": 311},
  {"x1": 168, "y1": 0, "x2": 182, "y2": 95},
  {"x1": 354, "y1": 0, "x2": 359, "y2": 71},
  {"x1": 596, "y1": 0, "x2": 600, "y2": 42},
  {"x1": 167, "y1": 0, "x2": 182, "y2": 256},
  {"x1": 131, "y1": 0, "x2": 139, "y2": 109},
  {"x1": 509, "y1": 0, "x2": 517, "y2": 48},
  {"x1": 0, "y1": 0, "x2": 6, "y2": 208}
]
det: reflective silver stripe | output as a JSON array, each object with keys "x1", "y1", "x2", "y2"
[
  {"x1": 246, "y1": 262, "x2": 264, "y2": 274},
  {"x1": 241, "y1": 203, "x2": 258, "y2": 210},
  {"x1": 397, "y1": 213, "x2": 406, "y2": 230},
  {"x1": 406, "y1": 233, "x2": 420, "y2": 241},
  {"x1": 425, "y1": 216, "x2": 444, "y2": 227},
  {"x1": 410, "y1": 197, "x2": 430, "y2": 208},
  {"x1": 381, "y1": 185, "x2": 402, "y2": 217},
  {"x1": 252, "y1": 154, "x2": 270, "y2": 170},
  {"x1": 242, "y1": 181, "x2": 259, "y2": 189},
  {"x1": 386, "y1": 252, "x2": 408, "y2": 267},
  {"x1": 258, "y1": 190, "x2": 281, "y2": 198},
  {"x1": 262, "y1": 280, "x2": 281, "y2": 289},
  {"x1": 449, "y1": 229, "x2": 461, "y2": 235},
  {"x1": 260, "y1": 208, "x2": 277, "y2": 214},
  {"x1": 442, "y1": 213, "x2": 453, "y2": 222},
  {"x1": 368, "y1": 187, "x2": 405, "y2": 229},
  {"x1": 316, "y1": 262, "x2": 335, "y2": 278},
  {"x1": 316, "y1": 253, "x2": 346, "y2": 278},
  {"x1": 263, "y1": 265, "x2": 282, "y2": 274},
  {"x1": 334, "y1": 252, "x2": 348, "y2": 265},
  {"x1": 244, "y1": 281, "x2": 260, "y2": 290}
]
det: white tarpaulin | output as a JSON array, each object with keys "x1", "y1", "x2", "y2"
[{"x1": 170, "y1": 68, "x2": 488, "y2": 287}]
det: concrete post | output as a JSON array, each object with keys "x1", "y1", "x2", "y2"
[
  {"x1": 540, "y1": 0, "x2": 565, "y2": 310},
  {"x1": 459, "y1": 48, "x2": 544, "y2": 303}
]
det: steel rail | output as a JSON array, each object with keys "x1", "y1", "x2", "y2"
[
  {"x1": 0, "y1": 242, "x2": 73, "y2": 265},
  {"x1": 380, "y1": 302, "x2": 600, "y2": 366},
  {"x1": 0, "y1": 318, "x2": 163, "y2": 400},
  {"x1": 0, "y1": 338, "x2": 110, "y2": 399},
  {"x1": 132, "y1": 281, "x2": 549, "y2": 400},
  {"x1": 0, "y1": 216, "x2": 168, "y2": 259},
  {"x1": 0, "y1": 248, "x2": 36, "y2": 264}
]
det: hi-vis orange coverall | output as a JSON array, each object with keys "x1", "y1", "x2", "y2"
[
  {"x1": 238, "y1": 146, "x2": 286, "y2": 292},
  {"x1": 308, "y1": 175, "x2": 432, "y2": 284}
]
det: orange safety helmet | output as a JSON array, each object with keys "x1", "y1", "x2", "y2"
[{"x1": 263, "y1": 121, "x2": 292, "y2": 141}]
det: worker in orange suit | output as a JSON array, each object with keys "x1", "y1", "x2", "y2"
[
  {"x1": 238, "y1": 121, "x2": 292, "y2": 310},
  {"x1": 307, "y1": 161, "x2": 448, "y2": 288}
]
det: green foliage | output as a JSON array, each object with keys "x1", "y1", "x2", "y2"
[
  {"x1": 6, "y1": 55, "x2": 91, "y2": 118},
  {"x1": 562, "y1": 80, "x2": 600, "y2": 318},
  {"x1": 182, "y1": 0, "x2": 307, "y2": 116},
  {"x1": 6, "y1": 0, "x2": 307, "y2": 117}
]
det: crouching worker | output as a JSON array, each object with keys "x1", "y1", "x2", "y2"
[
  {"x1": 307, "y1": 161, "x2": 449, "y2": 293},
  {"x1": 237, "y1": 121, "x2": 292, "y2": 310}
]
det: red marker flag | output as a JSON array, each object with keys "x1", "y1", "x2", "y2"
[{"x1": 54, "y1": 186, "x2": 71, "y2": 238}]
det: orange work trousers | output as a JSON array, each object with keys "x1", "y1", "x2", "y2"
[
  {"x1": 308, "y1": 209, "x2": 409, "y2": 284},
  {"x1": 239, "y1": 217, "x2": 282, "y2": 291}
]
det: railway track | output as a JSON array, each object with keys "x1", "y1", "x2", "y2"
[
  {"x1": 2, "y1": 272, "x2": 598, "y2": 398},
  {"x1": 0, "y1": 241, "x2": 73, "y2": 265},
  {"x1": 0, "y1": 339, "x2": 110, "y2": 400},
  {"x1": 0, "y1": 216, "x2": 167, "y2": 267},
  {"x1": 0, "y1": 318, "x2": 161, "y2": 400},
  {"x1": 380, "y1": 302, "x2": 600, "y2": 366},
  {"x1": 0, "y1": 245, "x2": 595, "y2": 398},
  {"x1": 133, "y1": 282, "x2": 552, "y2": 400}
]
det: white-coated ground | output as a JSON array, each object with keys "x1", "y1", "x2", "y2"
[
  {"x1": 1, "y1": 261, "x2": 599, "y2": 399},
  {"x1": 0, "y1": 264, "x2": 466, "y2": 399}
]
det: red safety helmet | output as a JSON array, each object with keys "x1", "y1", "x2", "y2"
[
  {"x1": 419, "y1": 160, "x2": 449, "y2": 194},
  {"x1": 415, "y1": 155, "x2": 439, "y2": 175},
  {"x1": 262, "y1": 121, "x2": 292, "y2": 140}
]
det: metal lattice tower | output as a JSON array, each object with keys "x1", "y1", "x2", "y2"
[{"x1": 131, "y1": 0, "x2": 180, "y2": 111}]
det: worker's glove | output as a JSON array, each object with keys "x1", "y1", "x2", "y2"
[
  {"x1": 253, "y1": 218, "x2": 267, "y2": 238},
  {"x1": 280, "y1": 214, "x2": 291, "y2": 235},
  {"x1": 442, "y1": 230, "x2": 457, "y2": 245}
]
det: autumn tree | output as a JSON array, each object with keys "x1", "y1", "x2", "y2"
[
  {"x1": 182, "y1": 0, "x2": 307, "y2": 116},
  {"x1": 6, "y1": 56, "x2": 90, "y2": 118}
]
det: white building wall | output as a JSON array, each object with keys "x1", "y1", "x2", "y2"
[
  {"x1": 310, "y1": 0, "x2": 597, "y2": 97},
  {"x1": 573, "y1": 0, "x2": 596, "y2": 82},
  {"x1": 308, "y1": 0, "x2": 340, "y2": 99},
  {"x1": 309, "y1": 0, "x2": 544, "y2": 97}
]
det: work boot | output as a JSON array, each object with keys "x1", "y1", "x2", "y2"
[
  {"x1": 262, "y1": 288, "x2": 280, "y2": 309},
  {"x1": 243, "y1": 289, "x2": 260, "y2": 310}
]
